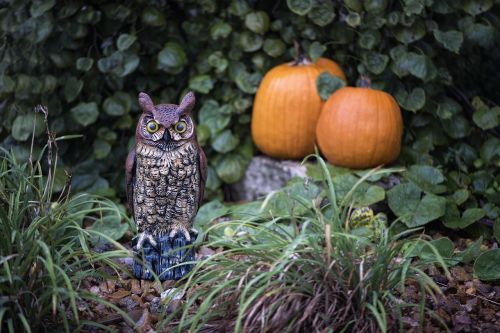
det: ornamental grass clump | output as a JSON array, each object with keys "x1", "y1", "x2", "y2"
[
  {"x1": 161, "y1": 157, "x2": 449, "y2": 332},
  {"x1": 0, "y1": 107, "x2": 132, "y2": 332}
]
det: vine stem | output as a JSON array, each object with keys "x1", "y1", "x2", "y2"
[
  {"x1": 358, "y1": 76, "x2": 372, "y2": 88},
  {"x1": 291, "y1": 40, "x2": 312, "y2": 66}
]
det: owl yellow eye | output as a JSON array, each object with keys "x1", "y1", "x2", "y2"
[
  {"x1": 174, "y1": 120, "x2": 187, "y2": 133},
  {"x1": 146, "y1": 120, "x2": 159, "y2": 134}
]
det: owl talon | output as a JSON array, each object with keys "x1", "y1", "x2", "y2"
[
  {"x1": 169, "y1": 227, "x2": 192, "y2": 242},
  {"x1": 135, "y1": 232, "x2": 158, "y2": 251}
]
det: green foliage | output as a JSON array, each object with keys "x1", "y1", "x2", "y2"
[
  {"x1": 161, "y1": 156, "x2": 447, "y2": 332},
  {"x1": 474, "y1": 248, "x2": 500, "y2": 281},
  {"x1": 0, "y1": 140, "x2": 132, "y2": 331},
  {"x1": 413, "y1": 236, "x2": 485, "y2": 268},
  {"x1": 316, "y1": 72, "x2": 346, "y2": 100},
  {"x1": 0, "y1": 1, "x2": 499, "y2": 228}
]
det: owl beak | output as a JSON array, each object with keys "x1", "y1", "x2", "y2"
[{"x1": 163, "y1": 129, "x2": 170, "y2": 143}]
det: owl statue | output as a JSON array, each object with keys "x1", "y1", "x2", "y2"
[{"x1": 125, "y1": 91, "x2": 206, "y2": 281}]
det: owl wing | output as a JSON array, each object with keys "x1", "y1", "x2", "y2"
[
  {"x1": 125, "y1": 146, "x2": 136, "y2": 216},
  {"x1": 197, "y1": 146, "x2": 208, "y2": 209}
]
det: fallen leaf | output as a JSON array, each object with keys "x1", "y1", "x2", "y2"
[
  {"x1": 109, "y1": 289, "x2": 131, "y2": 300},
  {"x1": 131, "y1": 280, "x2": 141, "y2": 294}
]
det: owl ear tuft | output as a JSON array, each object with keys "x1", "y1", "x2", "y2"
[
  {"x1": 177, "y1": 91, "x2": 196, "y2": 115},
  {"x1": 138, "y1": 92, "x2": 155, "y2": 113}
]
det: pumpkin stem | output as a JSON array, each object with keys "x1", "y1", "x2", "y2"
[
  {"x1": 358, "y1": 76, "x2": 372, "y2": 88},
  {"x1": 292, "y1": 40, "x2": 311, "y2": 66}
]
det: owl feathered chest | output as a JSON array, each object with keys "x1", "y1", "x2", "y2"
[{"x1": 133, "y1": 142, "x2": 201, "y2": 234}]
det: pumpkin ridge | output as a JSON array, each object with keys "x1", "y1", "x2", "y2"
[{"x1": 370, "y1": 92, "x2": 382, "y2": 166}]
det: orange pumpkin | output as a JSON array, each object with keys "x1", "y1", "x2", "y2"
[
  {"x1": 316, "y1": 81, "x2": 403, "y2": 169},
  {"x1": 251, "y1": 54, "x2": 346, "y2": 159}
]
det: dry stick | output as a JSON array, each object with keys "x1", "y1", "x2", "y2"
[
  {"x1": 324, "y1": 223, "x2": 333, "y2": 316},
  {"x1": 434, "y1": 281, "x2": 500, "y2": 307}
]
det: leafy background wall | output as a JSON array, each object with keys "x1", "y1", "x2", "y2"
[{"x1": 0, "y1": 0, "x2": 499, "y2": 233}]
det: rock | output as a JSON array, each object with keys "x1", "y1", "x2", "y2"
[
  {"x1": 228, "y1": 156, "x2": 307, "y2": 201},
  {"x1": 160, "y1": 288, "x2": 185, "y2": 301},
  {"x1": 89, "y1": 286, "x2": 100, "y2": 295}
]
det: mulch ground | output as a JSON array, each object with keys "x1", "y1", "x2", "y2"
[{"x1": 79, "y1": 236, "x2": 500, "y2": 332}]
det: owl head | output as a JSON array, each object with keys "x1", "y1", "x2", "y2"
[{"x1": 135, "y1": 91, "x2": 196, "y2": 150}]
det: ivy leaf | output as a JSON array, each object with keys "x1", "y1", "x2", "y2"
[
  {"x1": 120, "y1": 52, "x2": 139, "y2": 77},
  {"x1": 64, "y1": 77, "x2": 83, "y2": 103},
  {"x1": 433, "y1": 30, "x2": 463, "y2": 53},
  {"x1": 392, "y1": 52, "x2": 429, "y2": 80},
  {"x1": 449, "y1": 189, "x2": 469, "y2": 205},
  {"x1": 394, "y1": 21, "x2": 426, "y2": 44},
  {"x1": 363, "y1": 0, "x2": 388, "y2": 14},
  {"x1": 346, "y1": 13, "x2": 361, "y2": 27},
  {"x1": 212, "y1": 130, "x2": 240, "y2": 153},
  {"x1": 228, "y1": 0, "x2": 251, "y2": 16},
  {"x1": 345, "y1": 0, "x2": 363, "y2": 11},
  {"x1": 286, "y1": 0, "x2": 313, "y2": 15},
  {"x1": 308, "y1": 0, "x2": 335, "y2": 27},
  {"x1": 208, "y1": 52, "x2": 229, "y2": 73},
  {"x1": 196, "y1": 124, "x2": 211, "y2": 146},
  {"x1": 456, "y1": 237, "x2": 483, "y2": 264},
  {"x1": 71, "y1": 102, "x2": 99, "y2": 127},
  {"x1": 94, "y1": 139, "x2": 112, "y2": 159},
  {"x1": 396, "y1": 87, "x2": 426, "y2": 112},
  {"x1": 480, "y1": 138, "x2": 500, "y2": 164},
  {"x1": 308, "y1": 41, "x2": 326, "y2": 62},
  {"x1": 474, "y1": 249, "x2": 500, "y2": 281},
  {"x1": 76, "y1": 57, "x2": 94, "y2": 72},
  {"x1": 239, "y1": 32, "x2": 263, "y2": 52},
  {"x1": 462, "y1": 0, "x2": 493, "y2": 16},
  {"x1": 436, "y1": 98, "x2": 461, "y2": 119},
  {"x1": 442, "y1": 115, "x2": 471, "y2": 139},
  {"x1": 12, "y1": 114, "x2": 45, "y2": 141},
  {"x1": 473, "y1": 106, "x2": 500, "y2": 130},
  {"x1": 363, "y1": 52, "x2": 389, "y2": 74},
  {"x1": 189, "y1": 75, "x2": 214, "y2": 94},
  {"x1": 353, "y1": 185, "x2": 386, "y2": 207},
  {"x1": 358, "y1": 30, "x2": 379, "y2": 50},
  {"x1": 405, "y1": 165, "x2": 446, "y2": 194},
  {"x1": 30, "y1": 0, "x2": 56, "y2": 18},
  {"x1": 494, "y1": 220, "x2": 500, "y2": 242},
  {"x1": 103, "y1": 95, "x2": 126, "y2": 116},
  {"x1": 388, "y1": 182, "x2": 447, "y2": 227},
  {"x1": 316, "y1": 72, "x2": 346, "y2": 100},
  {"x1": 263, "y1": 38, "x2": 286, "y2": 58},
  {"x1": 463, "y1": 22, "x2": 495, "y2": 48},
  {"x1": 418, "y1": 237, "x2": 455, "y2": 262},
  {"x1": 90, "y1": 209, "x2": 128, "y2": 245},
  {"x1": 116, "y1": 33, "x2": 137, "y2": 51},
  {"x1": 157, "y1": 42, "x2": 187, "y2": 74},
  {"x1": 216, "y1": 154, "x2": 246, "y2": 183},
  {"x1": 443, "y1": 204, "x2": 485, "y2": 229},
  {"x1": 141, "y1": 7, "x2": 166, "y2": 27},
  {"x1": 235, "y1": 72, "x2": 262, "y2": 94},
  {"x1": 194, "y1": 200, "x2": 229, "y2": 231},
  {"x1": 210, "y1": 21, "x2": 232, "y2": 40},
  {"x1": 0, "y1": 75, "x2": 15, "y2": 93},
  {"x1": 199, "y1": 100, "x2": 232, "y2": 136},
  {"x1": 245, "y1": 11, "x2": 269, "y2": 34},
  {"x1": 402, "y1": 0, "x2": 424, "y2": 15}
]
